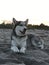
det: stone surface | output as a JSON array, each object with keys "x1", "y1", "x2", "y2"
[
  {"x1": 0, "y1": 63, "x2": 25, "y2": 65},
  {"x1": 0, "y1": 29, "x2": 49, "y2": 65}
]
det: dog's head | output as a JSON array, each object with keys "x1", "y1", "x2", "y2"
[{"x1": 13, "y1": 18, "x2": 28, "y2": 36}]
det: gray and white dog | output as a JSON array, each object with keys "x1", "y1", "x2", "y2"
[{"x1": 11, "y1": 18, "x2": 28, "y2": 53}]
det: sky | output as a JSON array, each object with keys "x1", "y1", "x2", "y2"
[{"x1": 0, "y1": 0, "x2": 49, "y2": 25}]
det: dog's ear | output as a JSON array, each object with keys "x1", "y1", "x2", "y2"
[
  {"x1": 13, "y1": 18, "x2": 18, "y2": 24},
  {"x1": 25, "y1": 19, "x2": 28, "y2": 25}
]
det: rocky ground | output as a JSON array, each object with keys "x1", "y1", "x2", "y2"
[{"x1": 0, "y1": 29, "x2": 49, "y2": 65}]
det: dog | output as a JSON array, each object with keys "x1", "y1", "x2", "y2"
[
  {"x1": 30, "y1": 35, "x2": 44, "y2": 49},
  {"x1": 11, "y1": 18, "x2": 28, "y2": 53}
]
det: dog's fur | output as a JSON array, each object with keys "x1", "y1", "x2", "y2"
[{"x1": 11, "y1": 18, "x2": 28, "y2": 53}]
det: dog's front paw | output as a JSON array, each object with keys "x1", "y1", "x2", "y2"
[
  {"x1": 11, "y1": 46, "x2": 19, "y2": 53},
  {"x1": 20, "y1": 47, "x2": 26, "y2": 53}
]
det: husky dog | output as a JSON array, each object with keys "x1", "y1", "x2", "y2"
[
  {"x1": 30, "y1": 35, "x2": 44, "y2": 49},
  {"x1": 11, "y1": 18, "x2": 28, "y2": 53}
]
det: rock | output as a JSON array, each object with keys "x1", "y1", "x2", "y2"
[
  {"x1": 0, "y1": 63, "x2": 25, "y2": 65},
  {"x1": 11, "y1": 49, "x2": 49, "y2": 65},
  {"x1": 0, "y1": 29, "x2": 49, "y2": 65}
]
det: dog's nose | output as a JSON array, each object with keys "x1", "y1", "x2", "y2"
[{"x1": 24, "y1": 28, "x2": 27, "y2": 31}]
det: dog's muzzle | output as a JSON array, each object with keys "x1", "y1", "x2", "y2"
[{"x1": 20, "y1": 28, "x2": 27, "y2": 34}]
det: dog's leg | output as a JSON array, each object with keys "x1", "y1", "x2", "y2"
[
  {"x1": 20, "y1": 41, "x2": 26, "y2": 53},
  {"x1": 20, "y1": 47, "x2": 26, "y2": 53},
  {"x1": 11, "y1": 40, "x2": 19, "y2": 52}
]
